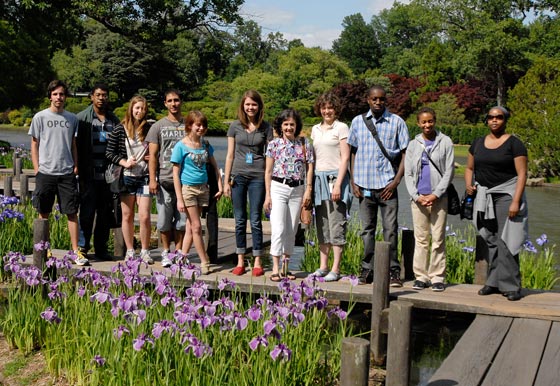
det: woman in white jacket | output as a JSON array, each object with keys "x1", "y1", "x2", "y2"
[{"x1": 404, "y1": 107, "x2": 455, "y2": 292}]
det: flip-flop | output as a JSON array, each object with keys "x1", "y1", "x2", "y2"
[
  {"x1": 281, "y1": 271, "x2": 296, "y2": 280},
  {"x1": 270, "y1": 273, "x2": 282, "y2": 282}
]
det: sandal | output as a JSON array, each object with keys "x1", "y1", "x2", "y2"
[
  {"x1": 312, "y1": 268, "x2": 329, "y2": 277},
  {"x1": 270, "y1": 273, "x2": 282, "y2": 282},
  {"x1": 324, "y1": 271, "x2": 341, "y2": 282},
  {"x1": 281, "y1": 271, "x2": 296, "y2": 280},
  {"x1": 200, "y1": 264, "x2": 212, "y2": 275}
]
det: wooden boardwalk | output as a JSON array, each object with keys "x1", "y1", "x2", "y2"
[
  {"x1": 428, "y1": 315, "x2": 560, "y2": 385},
  {"x1": 45, "y1": 223, "x2": 560, "y2": 322}
]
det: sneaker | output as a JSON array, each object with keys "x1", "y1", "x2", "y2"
[
  {"x1": 140, "y1": 249, "x2": 154, "y2": 265},
  {"x1": 432, "y1": 282, "x2": 445, "y2": 292},
  {"x1": 125, "y1": 249, "x2": 135, "y2": 261},
  {"x1": 161, "y1": 250, "x2": 173, "y2": 268},
  {"x1": 358, "y1": 268, "x2": 373, "y2": 285},
  {"x1": 74, "y1": 249, "x2": 90, "y2": 266},
  {"x1": 390, "y1": 271, "x2": 403, "y2": 288},
  {"x1": 412, "y1": 280, "x2": 428, "y2": 290},
  {"x1": 324, "y1": 271, "x2": 341, "y2": 282}
]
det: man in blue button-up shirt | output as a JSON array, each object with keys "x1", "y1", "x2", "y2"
[{"x1": 347, "y1": 85, "x2": 409, "y2": 285}]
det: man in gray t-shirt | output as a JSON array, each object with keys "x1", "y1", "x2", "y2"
[
  {"x1": 146, "y1": 89, "x2": 186, "y2": 267},
  {"x1": 28, "y1": 79, "x2": 89, "y2": 266}
]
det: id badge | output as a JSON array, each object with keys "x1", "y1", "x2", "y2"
[
  {"x1": 99, "y1": 131, "x2": 107, "y2": 143},
  {"x1": 142, "y1": 185, "x2": 150, "y2": 195},
  {"x1": 245, "y1": 153, "x2": 253, "y2": 164},
  {"x1": 363, "y1": 189, "x2": 372, "y2": 198}
]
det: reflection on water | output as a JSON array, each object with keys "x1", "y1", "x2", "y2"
[{"x1": 409, "y1": 310, "x2": 474, "y2": 386}]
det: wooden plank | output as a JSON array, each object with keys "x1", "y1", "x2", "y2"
[
  {"x1": 534, "y1": 321, "x2": 560, "y2": 386},
  {"x1": 481, "y1": 318, "x2": 551, "y2": 386},
  {"x1": 429, "y1": 314, "x2": 512, "y2": 386}
]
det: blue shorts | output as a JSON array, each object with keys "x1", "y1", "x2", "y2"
[{"x1": 122, "y1": 175, "x2": 151, "y2": 197}]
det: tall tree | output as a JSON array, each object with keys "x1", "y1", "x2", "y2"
[
  {"x1": 508, "y1": 57, "x2": 560, "y2": 178},
  {"x1": 332, "y1": 13, "x2": 380, "y2": 74}
]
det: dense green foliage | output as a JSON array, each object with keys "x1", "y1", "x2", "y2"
[{"x1": 1, "y1": 0, "x2": 560, "y2": 177}]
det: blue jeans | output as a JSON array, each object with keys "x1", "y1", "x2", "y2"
[
  {"x1": 78, "y1": 179, "x2": 113, "y2": 255},
  {"x1": 231, "y1": 175, "x2": 265, "y2": 256},
  {"x1": 358, "y1": 188, "x2": 400, "y2": 272}
]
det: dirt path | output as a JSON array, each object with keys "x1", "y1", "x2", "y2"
[{"x1": 0, "y1": 334, "x2": 68, "y2": 386}]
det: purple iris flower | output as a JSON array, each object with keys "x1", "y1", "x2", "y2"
[
  {"x1": 341, "y1": 275, "x2": 359, "y2": 287},
  {"x1": 113, "y1": 325, "x2": 130, "y2": 340},
  {"x1": 462, "y1": 246, "x2": 475, "y2": 253},
  {"x1": 34, "y1": 240, "x2": 50, "y2": 251},
  {"x1": 91, "y1": 355, "x2": 106, "y2": 367},
  {"x1": 217, "y1": 278, "x2": 236, "y2": 291},
  {"x1": 536, "y1": 234, "x2": 548, "y2": 246},
  {"x1": 270, "y1": 344, "x2": 292, "y2": 361},
  {"x1": 90, "y1": 290, "x2": 112, "y2": 304},
  {"x1": 246, "y1": 306, "x2": 262, "y2": 321},
  {"x1": 249, "y1": 335, "x2": 269, "y2": 351},
  {"x1": 125, "y1": 309, "x2": 147, "y2": 326},
  {"x1": 132, "y1": 333, "x2": 154, "y2": 351},
  {"x1": 523, "y1": 240, "x2": 538, "y2": 253},
  {"x1": 328, "y1": 306, "x2": 348, "y2": 320},
  {"x1": 40, "y1": 307, "x2": 61, "y2": 324},
  {"x1": 152, "y1": 320, "x2": 177, "y2": 339}
]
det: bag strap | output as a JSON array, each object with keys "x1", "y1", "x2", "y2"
[
  {"x1": 361, "y1": 113, "x2": 397, "y2": 169},
  {"x1": 417, "y1": 140, "x2": 444, "y2": 177}
]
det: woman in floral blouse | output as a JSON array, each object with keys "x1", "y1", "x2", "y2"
[{"x1": 264, "y1": 108, "x2": 314, "y2": 281}]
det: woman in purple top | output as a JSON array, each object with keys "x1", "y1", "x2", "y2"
[
  {"x1": 264, "y1": 109, "x2": 314, "y2": 281},
  {"x1": 404, "y1": 107, "x2": 454, "y2": 292}
]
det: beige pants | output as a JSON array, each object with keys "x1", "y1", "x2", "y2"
[{"x1": 411, "y1": 196, "x2": 448, "y2": 284}]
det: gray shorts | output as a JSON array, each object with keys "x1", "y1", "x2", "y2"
[
  {"x1": 315, "y1": 199, "x2": 347, "y2": 246},
  {"x1": 156, "y1": 183, "x2": 186, "y2": 232}
]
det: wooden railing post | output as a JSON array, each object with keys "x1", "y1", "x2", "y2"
[
  {"x1": 113, "y1": 228, "x2": 125, "y2": 258},
  {"x1": 20, "y1": 174, "x2": 29, "y2": 202},
  {"x1": 386, "y1": 301, "x2": 413, "y2": 386},
  {"x1": 14, "y1": 157, "x2": 22, "y2": 180},
  {"x1": 340, "y1": 337, "x2": 370, "y2": 386},
  {"x1": 32, "y1": 218, "x2": 49, "y2": 269},
  {"x1": 4, "y1": 175, "x2": 13, "y2": 197},
  {"x1": 401, "y1": 229, "x2": 415, "y2": 281},
  {"x1": 371, "y1": 240, "x2": 390, "y2": 364},
  {"x1": 475, "y1": 235, "x2": 488, "y2": 285}
]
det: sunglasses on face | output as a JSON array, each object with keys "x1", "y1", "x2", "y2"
[{"x1": 487, "y1": 114, "x2": 505, "y2": 120}]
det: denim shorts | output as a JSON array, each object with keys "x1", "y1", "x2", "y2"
[{"x1": 123, "y1": 175, "x2": 151, "y2": 197}]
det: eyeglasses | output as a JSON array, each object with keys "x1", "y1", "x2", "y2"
[{"x1": 487, "y1": 114, "x2": 504, "y2": 120}]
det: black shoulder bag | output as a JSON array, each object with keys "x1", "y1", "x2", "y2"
[
  {"x1": 419, "y1": 142, "x2": 460, "y2": 216},
  {"x1": 361, "y1": 113, "x2": 400, "y2": 171}
]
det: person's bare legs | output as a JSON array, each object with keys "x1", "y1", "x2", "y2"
[
  {"x1": 137, "y1": 195, "x2": 151, "y2": 250},
  {"x1": 120, "y1": 194, "x2": 136, "y2": 250}
]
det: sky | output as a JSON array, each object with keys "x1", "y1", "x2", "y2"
[{"x1": 239, "y1": 0, "x2": 408, "y2": 49}]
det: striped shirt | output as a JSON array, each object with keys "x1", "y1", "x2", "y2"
[{"x1": 347, "y1": 109, "x2": 409, "y2": 190}]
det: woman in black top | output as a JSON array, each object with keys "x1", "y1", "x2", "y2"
[{"x1": 464, "y1": 106, "x2": 528, "y2": 301}]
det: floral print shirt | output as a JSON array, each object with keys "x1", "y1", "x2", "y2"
[{"x1": 265, "y1": 137, "x2": 314, "y2": 180}]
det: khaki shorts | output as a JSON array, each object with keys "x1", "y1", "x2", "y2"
[{"x1": 181, "y1": 184, "x2": 209, "y2": 208}]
